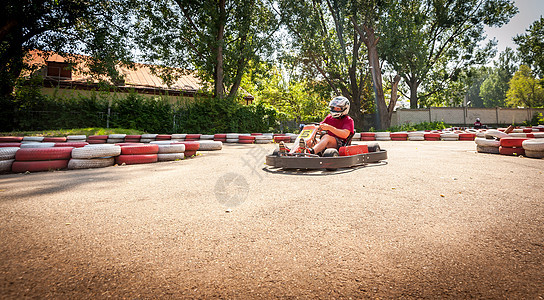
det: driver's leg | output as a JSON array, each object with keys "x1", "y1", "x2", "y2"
[{"x1": 311, "y1": 134, "x2": 337, "y2": 154}]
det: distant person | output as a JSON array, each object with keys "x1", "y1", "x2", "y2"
[{"x1": 474, "y1": 118, "x2": 482, "y2": 129}]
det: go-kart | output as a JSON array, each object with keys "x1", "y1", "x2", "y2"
[{"x1": 265, "y1": 124, "x2": 387, "y2": 170}]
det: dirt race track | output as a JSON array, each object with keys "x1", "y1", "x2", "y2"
[{"x1": 1, "y1": 141, "x2": 543, "y2": 299}]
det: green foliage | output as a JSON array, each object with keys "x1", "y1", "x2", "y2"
[
  {"x1": 175, "y1": 96, "x2": 277, "y2": 134},
  {"x1": 506, "y1": 65, "x2": 544, "y2": 107},
  {"x1": 479, "y1": 48, "x2": 518, "y2": 107},
  {"x1": 110, "y1": 93, "x2": 173, "y2": 133},
  {"x1": 514, "y1": 16, "x2": 544, "y2": 78},
  {"x1": 1, "y1": 128, "x2": 145, "y2": 137},
  {"x1": 523, "y1": 112, "x2": 544, "y2": 126},
  {"x1": 386, "y1": 121, "x2": 450, "y2": 132}
]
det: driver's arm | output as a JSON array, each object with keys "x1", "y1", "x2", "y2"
[{"x1": 319, "y1": 123, "x2": 350, "y2": 139}]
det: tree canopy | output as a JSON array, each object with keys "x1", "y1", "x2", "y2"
[{"x1": 514, "y1": 16, "x2": 544, "y2": 79}]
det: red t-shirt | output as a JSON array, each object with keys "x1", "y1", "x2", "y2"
[{"x1": 321, "y1": 114, "x2": 355, "y2": 141}]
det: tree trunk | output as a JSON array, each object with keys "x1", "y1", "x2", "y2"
[
  {"x1": 408, "y1": 77, "x2": 420, "y2": 108},
  {"x1": 214, "y1": 0, "x2": 226, "y2": 99},
  {"x1": 364, "y1": 26, "x2": 388, "y2": 130},
  {"x1": 384, "y1": 75, "x2": 401, "y2": 128}
]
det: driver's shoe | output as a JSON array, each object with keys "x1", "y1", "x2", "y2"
[{"x1": 298, "y1": 138, "x2": 307, "y2": 153}]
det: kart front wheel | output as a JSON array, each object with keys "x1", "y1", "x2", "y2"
[{"x1": 323, "y1": 148, "x2": 339, "y2": 157}]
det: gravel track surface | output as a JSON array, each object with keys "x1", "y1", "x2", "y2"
[{"x1": 0, "y1": 141, "x2": 543, "y2": 299}]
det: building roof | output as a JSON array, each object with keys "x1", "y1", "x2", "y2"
[{"x1": 24, "y1": 50, "x2": 253, "y2": 99}]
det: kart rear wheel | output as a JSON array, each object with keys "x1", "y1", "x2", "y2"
[{"x1": 366, "y1": 142, "x2": 381, "y2": 152}]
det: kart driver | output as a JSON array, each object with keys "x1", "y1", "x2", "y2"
[{"x1": 308, "y1": 96, "x2": 355, "y2": 154}]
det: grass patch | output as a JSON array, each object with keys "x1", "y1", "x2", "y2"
[{"x1": 0, "y1": 128, "x2": 146, "y2": 137}]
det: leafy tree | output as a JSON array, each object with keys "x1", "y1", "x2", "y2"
[
  {"x1": 506, "y1": 64, "x2": 544, "y2": 107},
  {"x1": 133, "y1": 0, "x2": 278, "y2": 100},
  {"x1": 479, "y1": 47, "x2": 518, "y2": 107},
  {"x1": 0, "y1": 0, "x2": 135, "y2": 99},
  {"x1": 378, "y1": 0, "x2": 517, "y2": 108},
  {"x1": 513, "y1": 16, "x2": 544, "y2": 79}
]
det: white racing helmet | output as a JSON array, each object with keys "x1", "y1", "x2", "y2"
[{"x1": 329, "y1": 96, "x2": 350, "y2": 118}]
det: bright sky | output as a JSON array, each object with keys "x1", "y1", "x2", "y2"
[{"x1": 484, "y1": 0, "x2": 544, "y2": 57}]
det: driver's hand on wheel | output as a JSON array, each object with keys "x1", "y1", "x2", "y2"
[{"x1": 319, "y1": 123, "x2": 333, "y2": 131}]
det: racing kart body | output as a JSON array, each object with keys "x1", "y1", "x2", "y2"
[{"x1": 266, "y1": 124, "x2": 387, "y2": 170}]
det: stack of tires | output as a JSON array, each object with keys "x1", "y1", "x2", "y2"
[
  {"x1": 255, "y1": 134, "x2": 273, "y2": 144},
  {"x1": 116, "y1": 144, "x2": 159, "y2": 165},
  {"x1": 156, "y1": 134, "x2": 172, "y2": 142},
  {"x1": 459, "y1": 132, "x2": 476, "y2": 141},
  {"x1": 185, "y1": 134, "x2": 201, "y2": 141},
  {"x1": 522, "y1": 139, "x2": 544, "y2": 158},
  {"x1": 175, "y1": 141, "x2": 199, "y2": 158},
  {"x1": 390, "y1": 132, "x2": 408, "y2": 141},
  {"x1": 21, "y1": 142, "x2": 55, "y2": 149},
  {"x1": 22, "y1": 136, "x2": 44, "y2": 145},
  {"x1": 198, "y1": 140, "x2": 223, "y2": 151},
  {"x1": 273, "y1": 135, "x2": 291, "y2": 143},
  {"x1": 375, "y1": 132, "x2": 391, "y2": 141},
  {"x1": 440, "y1": 131, "x2": 459, "y2": 141},
  {"x1": 69, "y1": 144, "x2": 121, "y2": 169},
  {"x1": 499, "y1": 137, "x2": 528, "y2": 156},
  {"x1": 0, "y1": 147, "x2": 18, "y2": 172},
  {"x1": 214, "y1": 134, "x2": 227, "y2": 142},
  {"x1": 12, "y1": 147, "x2": 73, "y2": 173},
  {"x1": 156, "y1": 143, "x2": 186, "y2": 162},
  {"x1": 226, "y1": 133, "x2": 240, "y2": 143},
  {"x1": 107, "y1": 134, "x2": 126, "y2": 144},
  {"x1": 67, "y1": 135, "x2": 87, "y2": 144},
  {"x1": 361, "y1": 132, "x2": 376, "y2": 141},
  {"x1": 55, "y1": 141, "x2": 87, "y2": 148},
  {"x1": 424, "y1": 131, "x2": 441, "y2": 141},
  {"x1": 238, "y1": 135, "x2": 255, "y2": 144},
  {"x1": 351, "y1": 132, "x2": 361, "y2": 141},
  {"x1": 200, "y1": 134, "x2": 214, "y2": 141},
  {"x1": 44, "y1": 137, "x2": 67, "y2": 143},
  {"x1": 408, "y1": 131, "x2": 425, "y2": 141},
  {"x1": 140, "y1": 134, "x2": 157, "y2": 143},
  {"x1": 475, "y1": 137, "x2": 500, "y2": 154},
  {"x1": 88, "y1": 135, "x2": 108, "y2": 144},
  {"x1": 171, "y1": 134, "x2": 186, "y2": 142}
]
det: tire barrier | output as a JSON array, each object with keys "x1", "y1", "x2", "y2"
[
  {"x1": 107, "y1": 138, "x2": 125, "y2": 144},
  {"x1": 12, "y1": 160, "x2": 69, "y2": 173},
  {"x1": 125, "y1": 135, "x2": 142, "y2": 143},
  {"x1": 72, "y1": 145, "x2": 122, "y2": 159},
  {"x1": 424, "y1": 132, "x2": 441, "y2": 141},
  {"x1": 0, "y1": 147, "x2": 19, "y2": 160},
  {"x1": 20, "y1": 142, "x2": 56, "y2": 148},
  {"x1": 16, "y1": 147, "x2": 74, "y2": 161},
  {"x1": 174, "y1": 141, "x2": 199, "y2": 151},
  {"x1": 115, "y1": 154, "x2": 158, "y2": 165},
  {"x1": 500, "y1": 137, "x2": 529, "y2": 148},
  {"x1": 499, "y1": 146, "x2": 525, "y2": 156},
  {"x1": 0, "y1": 159, "x2": 14, "y2": 172},
  {"x1": 440, "y1": 132, "x2": 459, "y2": 141},
  {"x1": 390, "y1": 132, "x2": 408, "y2": 141},
  {"x1": 185, "y1": 134, "x2": 202, "y2": 141},
  {"x1": 109, "y1": 134, "x2": 126, "y2": 139},
  {"x1": 66, "y1": 135, "x2": 87, "y2": 143},
  {"x1": 23, "y1": 136, "x2": 44, "y2": 142},
  {"x1": 198, "y1": 141, "x2": 222, "y2": 151},
  {"x1": 361, "y1": 132, "x2": 376, "y2": 141},
  {"x1": 375, "y1": 132, "x2": 391, "y2": 141},
  {"x1": 200, "y1": 135, "x2": 214, "y2": 140},
  {"x1": 0, "y1": 137, "x2": 23, "y2": 142},
  {"x1": 0, "y1": 143, "x2": 22, "y2": 147},
  {"x1": 239, "y1": 135, "x2": 256, "y2": 144},
  {"x1": 477, "y1": 145, "x2": 500, "y2": 154},
  {"x1": 408, "y1": 131, "x2": 425, "y2": 141},
  {"x1": 120, "y1": 144, "x2": 159, "y2": 155},
  {"x1": 475, "y1": 138, "x2": 500, "y2": 147},
  {"x1": 55, "y1": 142, "x2": 88, "y2": 148},
  {"x1": 184, "y1": 150, "x2": 197, "y2": 158},
  {"x1": 43, "y1": 137, "x2": 67, "y2": 143},
  {"x1": 459, "y1": 133, "x2": 476, "y2": 141},
  {"x1": 157, "y1": 153, "x2": 185, "y2": 161},
  {"x1": 158, "y1": 144, "x2": 186, "y2": 153},
  {"x1": 524, "y1": 150, "x2": 544, "y2": 158},
  {"x1": 522, "y1": 139, "x2": 544, "y2": 158},
  {"x1": 156, "y1": 134, "x2": 172, "y2": 140}
]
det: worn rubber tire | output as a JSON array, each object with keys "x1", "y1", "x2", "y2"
[
  {"x1": 0, "y1": 137, "x2": 23, "y2": 142},
  {"x1": 184, "y1": 150, "x2": 197, "y2": 158},
  {"x1": 54, "y1": 142, "x2": 88, "y2": 148},
  {"x1": 0, "y1": 147, "x2": 19, "y2": 160},
  {"x1": 88, "y1": 135, "x2": 109, "y2": 140},
  {"x1": 499, "y1": 146, "x2": 525, "y2": 156},
  {"x1": 365, "y1": 142, "x2": 381, "y2": 153},
  {"x1": 524, "y1": 150, "x2": 544, "y2": 159},
  {"x1": 0, "y1": 143, "x2": 22, "y2": 147},
  {"x1": 485, "y1": 130, "x2": 509, "y2": 140},
  {"x1": 500, "y1": 137, "x2": 529, "y2": 148},
  {"x1": 323, "y1": 149, "x2": 340, "y2": 171},
  {"x1": 12, "y1": 160, "x2": 68, "y2": 173},
  {"x1": 0, "y1": 159, "x2": 14, "y2": 172},
  {"x1": 475, "y1": 138, "x2": 500, "y2": 147},
  {"x1": 226, "y1": 139, "x2": 239, "y2": 143},
  {"x1": 171, "y1": 134, "x2": 186, "y2": 139},
  {"x1": 108, "y1": 134, "x2": 126, "y2": 139},
  {"x1": 107, "y1": 138, "x2": 125, "y2": 144},
  {"x1": 158, "y1": 144, "x2": 186, "y2": 153},
  {"x1": 72, "y1": 145, "x2": 121, "y2": 159},
  {"x1": 43, "y1": 137, "x2": 67, "y2": 143},
  {"x1": 141, "y1": 134, "x2": 158, "y2": 139},
  {"x1": 15, "y1": 147, "x2": 73, "y2": 161},
  {"x1": 20, "y1": 142, "x2": 56, "y2": 148},
  {"x1": 115, "y1": 154, "x2": 158, "y2": 165},
  {"x1": 476, "y1": 145, "x2": 500, "y2": 154},
  {"x1": 68, "y1": 158, "x2": 115, "y2": 169},
  {"x1": 173, "y1": 141, "x2": 199, "y2": 151},
  {"x1": 157, "y1": 153, "x2": 185, "y2": 161},
  {"x1": 198, "y1": 141, "x2": 222, "y2": 151},
  {"x1": 22, "y1": 136, "x2": 44, "y2": 142},
  {"x1": 120, "y1": 144, "x2": 159, "y2": 155},
  {"x1": 521, "y1": 138, "x2": 544, "y2": 151},
  {"x1": 408, "y1": 136, "x2": 425, "y2": 141}
]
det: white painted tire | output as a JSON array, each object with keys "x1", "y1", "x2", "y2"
[
  {"x1": 522, "y1": 138, "x2": 544, "y2": 151},
  {"x1": 140, "y1": 138, "x2": 154, "y2": 143},
  {"x1": 107, "y1": 138, "x2": 124, "y2": 144},
  {"x1": 375, "y1": 137, "x2": 392, "y2": 141},
  {"x1": 375, "y1": 132, "x2": 390, "y2": 138},
  {"x1": 0, "y1": 159, "x2": 15, "y2": 172},
  {"x1": 255, "y1": 135, "x2": 272, "y2": 140},
  {"x1": 68, "y1": 158, "x2": 115, "y2": 169},
  {"x1": 408, "y1": 136, "x2": 425, "y2": 141},
  {"x1": 72, "y1": 145, "x2": 121, "y2": 159},
  {"x1": 158, "y1": 144, "x2": 186, "y2": 153},
  {"x1": 226, "y1": 133, "x2": 240, "y2": 139},
  {"x1": 23, "y1": 136, "x2": 44, "y2": 142},
  {"x1": 0, "y1": 147, "x2": 20, "y2": 160},
  {"x1": 353, "y1": 133, "x2": 361, "y2": 139},
  {"x1": 109, "y1": 134, "x2": 126, "y2": 139},
  {"x1": 226, "y1": 139, "x2": 239, "y2": 143},
  {"x1": 408, "y1": 131, "x2": 425, "y2": 137},
  {"x1": 198, "y1": 141, "x2": 222, "y2": 151},
  {"x1": 508, "y1": 133, "x2": 527, "y2": 137},
  {"x1": 524, "y1": 150, "x2": 544, "y2": 159},
  {"x1": 150, "y1": 141, "x2": 174, "y2": 145},
  {"x1": 475, "y1": 138, "x2": 500, "y2": 147},
  {"x1": 532, "y1": 133, "x2": 544, "y2": 138},
  {"x1": 477, "y1": 145, "x2": 500, "y2": 154},
  {"x1": 485, "y1": 130, "x2": 508, "y2": 139},
  {"x1": 171, "y1": 134, "x2": 186, "y2": 139},
  {"x1": 200, "y1": 135, "x2": 214, "y2": 140},
  {"x1": 141, "y1": 134, "x2": 158, "y2": 139},
  {"x1": 67, "y1": 135, "x2": 86, "y2": 140},
  {"x1": 157, "y1": 153, "x2": 185, "y2": 161},
  {"x1": 20, "y1": 142, "x2": 56, "y2": 148}
]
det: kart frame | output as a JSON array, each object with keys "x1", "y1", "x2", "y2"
[{"x1": 265, "y1": 149, "x2": 388, "y2": 170}]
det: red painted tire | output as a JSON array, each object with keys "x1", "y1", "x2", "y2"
[
  {"x1": 214, "y1": 134, "x2": 227, "y2": 139},
  {"x1": 88, "y1": 139, "x2": 107, "y2": 144},
  {"x1": 184, "y1": 150, "x2": 197, "y2": 158},
  {"x1": 0, "y1": 136, "x2": 23, "y2": 142},
  {"x1": 0, "y1": 143, "x2": 22, "y2": 147},
  {"x1": 173, "y1": 141, "x2": 199, "y2": 151},
  {"x1": 361, "y1": 137, "x2": 376, "y2": 141},
  {"x1": 115, "y1": 154, "x2": 158, "y2": 165},
  {"x1": 54, "y1": 142, "x2": 88, "y2": 148},
  {"x1": 125, "y1": 135, "x2": 142, "y2": 139},
  {"x1": 43, "y1": 137, "x2": 67, "y2": 143},
  {"x1": 88, "y1": 135, "x2": 109, "y2": 140},
  {"x1": 120, "y1": 144, "x2": 159, "y2": 155},
  {"x1": 15, "y1": 147, "x2": 73, "y2": 161},
  {"x1": 361, "y1": 132, "x2": 376, "y2": 137},
  {"x1": 390, "y1": 133, "x2": 408, "y2": 138},
  {"x1": 12, "y1": 160, "x2": 68, "y2": 173},
  {"x1": 239, "y1": 135, "x2": 256, "y2": 141},
  {"x1": 500, "y1": 137, "x2": 530, "y2": 148},
  {"x1": 523, "y1": 128, "x2": 532, "y2": 133},
  {"x1": 156, "y1": 134, "x2": 172, "y2": 140},
  {"x1": 115, "y1": 143, "x2": 143, "y2": 147},
  {"x1": 459, "y1": 133, "x2": 475, "y2": 139},
  {"x1": 251, "y1": 133, "x2": 263, "y2": 136},
  {"x1": 499, "y1": 146, "x2": 525, "y2": 156},
  {"x1": 186, "y1": 134, "x2": 201, "y2": 140},
  {"x1": 238, "y1": 140, "x2": 255, "y2": 144}
]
